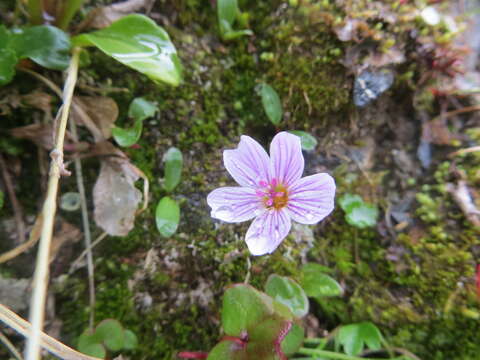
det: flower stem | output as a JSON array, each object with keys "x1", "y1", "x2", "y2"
[
  {"x1": 298, "y1": 348, "x2": 409, "y2": 360},
  {"x1": 25, "y1": 47, "x2": 81, "y2": 360}
]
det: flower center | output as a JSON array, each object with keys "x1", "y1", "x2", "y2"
[{"x1": 257, "y1": 179, "x2": 289, "y2": 210}]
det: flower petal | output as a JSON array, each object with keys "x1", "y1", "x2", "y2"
[
  {"x1": 207, "y1": 187, "x2": 262, "y2": 223},
  {"x1": 245, "y1": 209, "x2": 291, "y2": 255},
  {"x1": 286, "y1": 173, "x2": 335, "y2": 224},
  {"x1": 269, "y1": 132, "x2": 304, "y2": 186},
  {"x1": 223, "y1": 135, "x2": 270, "y2": 188}
]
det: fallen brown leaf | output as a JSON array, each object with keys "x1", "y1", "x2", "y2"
[{"x1": 72, "y1": 96, "x2": 118, "y2": 141}]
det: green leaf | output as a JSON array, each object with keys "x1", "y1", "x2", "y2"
[
  {"x1": 155, "y1": 196, "x2": 180, "y2": 237},
  {"x1": 336, "y1": 322, "x2": 383, "y2": 356},
  {"x1": 222, "y1": 29, "x2": 254, "y2": 40},
  {"x1": 73, "y1": 14, "x2": 182, "y2": 86},
  {"x1": 95, "y1": 319, "x2": 125, "y2": 352},
  {"x1": 288, "y1": 130, "x2": 318, "y2": 151},
  {"x1": 78, "y1": 329, "x2": 105, "y2": 358},
  {"x1": 79, "y1": 343, "x2": 106, "y2": 358},
  {"x1": 0, "y1": 48, "x2": 17, "y2": 86},
  {"x1": 0, "y1": 191, "x2": 4, "y2": 210},
  {"x1": 338, "y1": 194, "x2": 363, "y2": 212},
  {"x1": 217, "y1": 0, "x2": 238, "y2": 27},
  {"x1": 128, "y1": 97, "x2": 157, "y2": 122},
  {"x1": 221, "y1": 284, "x2": 273, "y2": 337},
  {"x1": 123, "y1": 329, "x2": 138, "y2": 350},
  {"x1": 207, "y1": 340, "x2": 247, "y2": 360},
  {"x1": 300, "y1": 263, "x2": 343, "y2": 298},
  {"x1": 339, "y1": 194, "x2": 379, "y2": 228},
  {"x1": 11, "y1": 25, "x2": 71, "y2": 70},
  {"x1": 280, "y1": 323, "x2": 305, "y2": 356},
  {"x1": 345, "y1": 203, "x2": 379, "y2": 228},
  {"x1": 0, "y1": 26, "x2": 17, "y2": 86},
  {"x1": 265, "y1": 275, "x2": 309, "y2": 318},
  {"x1": 57, "y1": 0, "x2": 84, "y2": 30},
  {"x1": 163, "y1": 147, "x2": 183, "y2": 192},
  {"x1": 260, "y1": 83, "x2": 282, "y2": 125},
  {"x1": 112, "y1": 120, "x2": 143, "y2": 147}
]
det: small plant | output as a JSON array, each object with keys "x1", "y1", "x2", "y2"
[
  {"x1": 112, "y1": 97, "x2": 158, "y2": 147},
  {"x1": 77, "y1": 319, "x2": 138, "y2": 358},
  {"x1": 217, "y1": 0, "x2": 253, "y2": 40},
  {"x1": 156, "y1": 147, "x2": 184, "y2": 237}
]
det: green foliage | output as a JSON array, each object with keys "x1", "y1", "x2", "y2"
[
  {"x1": 265, "y1": 274, "x2": 309, "y2": 318},
  {"x1": 163, "y1": 147, "x2": 183, "y2": 193},
  {"x1": 11, "y1": 25, "x2": 71, "y2": 70},
  {"x1": 335, "y1": 322, "x2": 383, "y2": 356},
  {"x1": 0, "y1": 24, "x2": 70, "y2": 86},
  {"x1": 259, "y1": 83, "x2": 282, "y2": 126},
  {"x1": 288, "y1": 130, "x2": 317, "y2": 151},
  {"x1": 113, "y1": 97, "x2": 158, "y2": 147},
  {"x1": 78, "y1": 319, "x2": 138, "y2": 358},
  {"x1": 155, "y1": 196, "x2": 180, "y2": 237},
  {"x1": 339, "y1": 194, "x2": 379, "y2": 228},
  {"x1": 128, "y1": 97, "x2": 157, "y2": 121},
  {"x1": 217, "y1": 0, "x2": 253, "y2": 40},
  {"x1": 73, "y1": 15, "x2": 183, "y2": 86},
  {"x1": 112, "y1": 120, "x2": 143, "y2": 147},
  {"x1": 208, "y1": 282, "x2": 304, "y2": 359},
  {"x1": 300, "y1": 263, "x2": 343, "y2": 298}
]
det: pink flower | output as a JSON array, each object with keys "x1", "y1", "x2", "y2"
[{"x1": 207, "y1": 132, "x2": 335, "y2": 256}]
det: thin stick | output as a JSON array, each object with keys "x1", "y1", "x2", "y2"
[
  {"x1": 0, "y1": 330, "x2": 23, "y2": 360},
  {"x1": 0, "y1": 153, "x2": 26, "y2": 245},
  {"x1": 25, "y1": 47, "x2": 81, "y2": 360},
  {"x1": 69, "y1": 232, "x2": 108, "y2": 275},
  {"x1": 69, "y1": 110, "x2": 96, "y2": 330},
  {"x1": 0, "y1": 304, "x2": 100, "y2": 360},
  {"x1": 0, "y1": 214, "x2": 43, "y2": 264}
]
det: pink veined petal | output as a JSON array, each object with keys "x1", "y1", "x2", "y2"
[
  {"x1": 207, "y1": 187, "x2": 263, "y2": 223},
  {"x1": 223, "y1": 135, "x2": 270, "y2": 188},
  {"x1": 286, "y1": 173, "x2": 336, "y2": 225},
  {"x1": 245, "y1": 209, "x2": 292, "y2": 256},
  {"x1": 269, "y1": 132, "x2": 304, "y2": 186}
]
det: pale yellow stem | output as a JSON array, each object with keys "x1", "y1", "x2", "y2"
[{"x1": 25, "y1": 47, "x2": 81, "y2": 360}]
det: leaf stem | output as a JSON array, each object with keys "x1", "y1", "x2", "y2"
[
  {"x1": 24, "y1": 47, "x2": 81, "y2": 360},
  {"x1": 298, "y1": 348, "x2": 409, "y2": 360}
]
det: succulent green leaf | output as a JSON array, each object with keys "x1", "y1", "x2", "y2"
[
  {"x1": 260, "y1": 83, "x2": 282, "y2": 125},
  {"x1": 163, "y1": 147, "x2": 183, "y2": 192},
  {"x1": 128, "y1": 97, "x2": 157, "y2": 122},
  {"x1": 72, "y1": 15, "x2": 182, "y2": 86},
  {"x1": 95, "y1": 319, "x2": 125, "y2": 352},
  {"x1": 221, "y1": 284, "x2": 273, "y2": 336},
  {"x1": 155, "y1": 196, "x2": 180, "y2": 237},
  {"x1": 288, "y1": 130, "x2": 318, "y2": 151},
  {"x1": 300, "y1": 263, "x2": 343, "y2": 298},
  {"x1": 265, "y1": 275, "x2": 309, "y2": 318},
  {"x1": 207, "y1": 340, "x2": 247, "y2": 360},
  {"x1": 112, "y1": 120, "x2": 143, "y2": 147},
  {"x1": 11, "y1": 25, "x2": 71, "y2": 70},
  {"x1": 280, "y1": 323, "x2": 305, "y2": 356},
  {"x1": 123, "y1": 329, "x2": 139, "y2": 350},
  {"x1": 336, "y1": 322, "x2": 383, "y2": 356}
]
